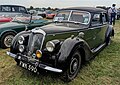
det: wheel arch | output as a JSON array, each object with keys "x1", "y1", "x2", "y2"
[
  {"x1": 0, "y1": 30, "x2": 17, "y2": 39},
  {"x1": 57, "y1": 38, "x2": 92, "y2": 70},
  {"x1": 77, "y1": 47, "x2": 86, "y2": 64},
  {"x1": 106, "y1": 25, "x2": 114, "y2": 39}
]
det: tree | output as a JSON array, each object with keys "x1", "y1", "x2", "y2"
[
  {"x1": 30, "y1": 6, "x2": 34, "y2": 10},
  {"x1": 47, "y1": 7, "x2": 51, "y2": 10}
]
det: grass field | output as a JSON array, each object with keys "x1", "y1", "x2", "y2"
[{"x1": 0, "y1": 21, "x2": 120, "y2": 85}]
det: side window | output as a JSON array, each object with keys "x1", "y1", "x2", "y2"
[
  {"x1": 1, "y1": 6, "x2": 11, "y2": 12},
  {"x1": 12, "y1": 7, "x2": 19, "y2": 12},
  {"x1": 12, "y1": 7, "x2": 15, "y2": 12},
  {"x1": 19, "y1": 7, "x2": 27, "y2": 13},
  {"x1": 11, "y1": 6, "x2": 27, "y2": 13},
  {"x1": 91, "y1": 13, "x2": 102, "y2": 26}
]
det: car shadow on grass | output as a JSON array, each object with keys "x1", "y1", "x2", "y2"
[
  {"x1": 10, "y1": 65, "x2": 65, "y2": 84},
  {"x1": 81, "y1": 40, "x2": 117, "y2": 69}
]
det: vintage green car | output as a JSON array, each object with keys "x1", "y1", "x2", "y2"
[
  {"x1": 7, "y1": 7, "x2": 114, "y2": 81},
  {"x1": 0, "y1": 14, "x2": 49, "y2": 48}
]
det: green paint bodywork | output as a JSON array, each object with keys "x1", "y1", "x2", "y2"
[{"x1": 0, "y1": 19, "x2": 49, "y2": 38}]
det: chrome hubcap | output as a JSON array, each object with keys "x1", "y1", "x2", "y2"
[
  {"x1": 70, "y1": 58, "x2": 78, "y2": 74},
  {"x1": 4, "y1": 35, "x2": 14, "y2": 47}
]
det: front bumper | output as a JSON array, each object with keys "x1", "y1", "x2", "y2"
[{"x1": 7, "y1": 51, "x2": 62, "y2": 73}]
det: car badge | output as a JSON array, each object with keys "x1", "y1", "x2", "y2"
[{"x1": 32, "y1": 53, "x2": 36, "y2": 58}]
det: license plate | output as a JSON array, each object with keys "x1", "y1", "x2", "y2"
[{"x1": 19, "y1": 61, "x2": 38, "y2": 73}]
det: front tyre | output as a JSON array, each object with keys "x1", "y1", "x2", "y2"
[
  {"x1": 62, "y1": 50, "x2": 81, "y2": 82},
  {"x1": 1, "y1": 32, "x2": 15, "y2": 48}
]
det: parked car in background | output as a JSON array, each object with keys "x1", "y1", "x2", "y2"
[
  {"x1": 37, "y1": 11, "x2": 46, "y2": 18},
  {"x1": 0, "y1": 5, "x2": 28, "y2": 24},
  {"x1": 46, "y1": 10, "x2": 56, "y2": 19},
  {"x1": 7, "y1": 7, "x2": 114, "y2": 81},
  {"x1": 0, "y1": 5, "x2": 28, "y2": 16},
  {"x1": 29, "y1": 10, "x2": 46, "y2": 19},
  {"x1": 117, "y1": 9, "x2": 120, "y2": 20},
  {"x1": 0, "y1": 14, "x2": 49, "y2": 48}
]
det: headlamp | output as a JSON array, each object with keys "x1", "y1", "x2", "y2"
[
  {"x1": 18, "y1": 36, "x2": 24, "y2": 44},
  {"x1": 46, "y1": 41, "x2": 55, "y2": 52},
  {"x1": 19, "y1": 45, "x2": 25, "y2": 52}
]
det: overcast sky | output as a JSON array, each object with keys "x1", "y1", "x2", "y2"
[{"x1": 0, "y1": 0, "x2": 120, "y2": 8}]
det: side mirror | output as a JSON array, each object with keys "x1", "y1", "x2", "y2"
[{"x1": 28, "y1": 10, "x2": 37, "y2": 24}]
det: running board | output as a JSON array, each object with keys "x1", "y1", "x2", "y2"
[{"x1": 91, "y1": 43, "x2": 106, "y2": 53}]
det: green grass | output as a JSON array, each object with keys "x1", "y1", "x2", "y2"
[{"x1": 0, "y1": 21, "x2": 120, "y2": 85}]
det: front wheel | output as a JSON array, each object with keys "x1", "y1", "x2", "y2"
[
  {"x1": 0, "y1": 32, "x2": 15, "y2": 48},
  {"x1": 62, "y1": 50, "x2": 81, "y2": 82}
]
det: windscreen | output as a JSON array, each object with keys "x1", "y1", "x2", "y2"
[
  {"x1": 54, "y1": 10, "x2": 70, "y2": 21},
  {"x1": 54, "y1": 10, "x2": 90, "y2": 24}
]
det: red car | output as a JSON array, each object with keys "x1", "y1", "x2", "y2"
[
  {"x1": 0, "y1": 16, "x2": 12, "y2": 24},
  {"x1": 46, "y1": 11, "x2": 56, "y2": 19}
]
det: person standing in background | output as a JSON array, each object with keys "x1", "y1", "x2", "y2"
[{"x1": 108, "y1": 4, "x2": 117, "y2": 25}]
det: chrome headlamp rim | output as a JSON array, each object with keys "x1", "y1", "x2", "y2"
[
  {"x1": 19, "y1": 45, "x2": 25, "y2": 53},
  {"x1": 46, "y1": 41, "x2": 55, "y2": 52},
  {"x1": 18, "y1": 35, "x2": 25, "y2": 44}
]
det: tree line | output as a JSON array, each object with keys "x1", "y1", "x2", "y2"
[{"x1": 27, "y1": 6, "x2": 59, "y2": 11}]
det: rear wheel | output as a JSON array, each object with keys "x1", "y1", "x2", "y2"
[
  {"x1": 1, "y1": 32, "x2": 15, "y2": 48},
  {"x1": 62, "y1": 50, "x2": 81, "y2": 82}
]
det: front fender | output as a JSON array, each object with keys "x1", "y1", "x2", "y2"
[
  {"x1": 10, "y1": 31, "x2": 30, "y2": 53},
  {"x1": 57, "y1": 37, "x2": 92, "y2": 69}
]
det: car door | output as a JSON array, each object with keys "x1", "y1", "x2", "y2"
[
  {"x1": 99, "y1": 13, "x2": 109, "y2": 43},
  {"x1": 87, "y1": 13, "x2": 108, "y2": 49},
  {"x1": 64, "y1": 10, "x2": 98, "y2": 49},
  {"x1": 86, "y1": 13, "x2": 103, "y2": 49}
]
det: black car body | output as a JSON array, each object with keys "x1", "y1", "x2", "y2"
[{"x1": 7, "y1": 7, "x2": 114, "y2": 81}]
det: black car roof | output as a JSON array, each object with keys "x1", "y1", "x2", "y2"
[{"x1": 62, "y1": 7, "x2": 107, "y2": 13}]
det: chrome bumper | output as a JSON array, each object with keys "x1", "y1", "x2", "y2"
[
  {"x1": 7, "y1": 51, "x2": 16, "y2": 58},
  {"x1": 6, "y1": 51, "x2": 62, "y2": 73}
]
